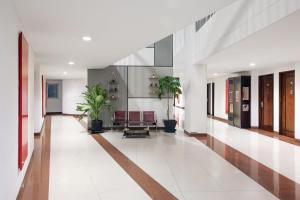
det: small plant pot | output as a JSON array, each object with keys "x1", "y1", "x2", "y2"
[
  {"x1": 163, "y1": 120, "x2": 177, "y2": 133},
  {"x1": 91, "y1": 120, "x2": 103, "y2": 133}
]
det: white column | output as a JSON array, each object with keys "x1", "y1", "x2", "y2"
[
  {"x1": 184, "y1": 64, "x2": 207, "y2": 134},
  {"x1": 34, "y1": 64, "x2": 43, "y2": 133}
]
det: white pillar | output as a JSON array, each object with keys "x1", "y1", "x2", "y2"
[{"x1": 184, "y1": 64, "x2": 207, "y2": 134}]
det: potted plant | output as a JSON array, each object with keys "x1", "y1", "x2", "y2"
[
  {"x1": 76, "y1": 85, "x2": 111, "y2": 133},
  {"x1": 158, "y1": 76, "x2": 182, "y2": 133}
]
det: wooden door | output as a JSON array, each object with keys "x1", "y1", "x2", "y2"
[
  {"x1": 259, "y1": 74, "x2": 273, "y2": 131},
  {"x1": 280, "y1": 71, "x2": 295, "y2": 138},
  {"x1": 212, "y1": 83, "x2": 215, "y2": 116},
  {"x1": 207, "y1": 83, "x2": 211, "y2": 115}
]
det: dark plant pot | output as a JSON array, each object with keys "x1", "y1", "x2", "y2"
[
  {"x1": 91, "y1": 120, "x2": 103, "y2": 133},
  {"x1": 163, "y1": 120, "x2": 177, "y2": 133}
]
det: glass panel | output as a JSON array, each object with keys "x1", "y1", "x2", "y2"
[{"x1": 47, "y1": 84, "x2": 58, "y2": 98}]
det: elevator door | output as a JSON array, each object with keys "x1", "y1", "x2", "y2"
[
  {"x1": 280, "y1": 71, "x2": 295, "y2": 138},
  {"x1": 259, "y1": 74, "x2": 273, "y2": 131}
]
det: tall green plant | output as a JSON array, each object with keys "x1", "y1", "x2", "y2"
[
  {"x1": 76, "y1": 85, "x2": 111, "y2": 120},
  {"x1": 158, "y1": 76, "x2": 182, "y2": 120}
]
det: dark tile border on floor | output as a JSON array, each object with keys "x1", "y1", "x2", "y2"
[
  {"x1": 92, "y1": 134, "x2": 178, "y2": 200},
  {"x1": 191, "y1": 134, "x2": 300, "y2": 200},
  {"x1": 17, "y1": 116, "x2": 51, "y2": 200},
  {"x1": 76, "y1": 117, "x2": 178, "y2": 200},
  {"x1": 209, "y1": 115, "x2": 300, "y2": 147}
]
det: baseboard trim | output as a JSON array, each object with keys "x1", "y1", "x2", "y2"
[
  {"x1": 62, "y1": 113, "x2": 84, "y2": 117},
  {"x1": 46, "y1": 112, "x2": 62, "y2": 115},
  {"x1": 209, "y1": 116, "x2": 229, "y2": 124},
  {"x1": 184, "y1": 130, "x2": 207, "y2": 137},
  {"x1": 34, "y1": 118, "x2": 46, "y2": 136}
]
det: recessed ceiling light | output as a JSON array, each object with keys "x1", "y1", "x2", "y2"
[
  {"x1": 63, "y1": 71, "x2": 68, "y2": 75},
  {"x1": 82, "y1": 36, "x2": 92, "y2": 41},
  {"x1": 213, "y1": 73, "x2": 218, "y2": 76},
  {"x1": 68, "y1": 61, "x2": 75, "y2": 65},
  {"x1": 249, "y1": 62, "x2": 256, "y2": 66}
]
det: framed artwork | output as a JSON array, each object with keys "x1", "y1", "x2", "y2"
[{"x1": 18, "y1": 32, "x2": 29, "y2": 170}]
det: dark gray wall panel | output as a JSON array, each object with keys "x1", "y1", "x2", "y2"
[
  {"x1": 88, "y1": 67, "x2": 128, "y2": 127},
  {"x1": 127, "y1": 67, "x2": 172, "y2": 98},
  {"x1": 154, "y1": 35, "x2": 173, "y2": 67}
]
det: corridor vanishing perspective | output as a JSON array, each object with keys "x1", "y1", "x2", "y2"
[{"x1": 2, "y1": 0, "x2": 300, "y2": 200}]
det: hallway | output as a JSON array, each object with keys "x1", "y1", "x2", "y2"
[{"x1": 26, "y1": 115, "x2": 293, "y2": 200}]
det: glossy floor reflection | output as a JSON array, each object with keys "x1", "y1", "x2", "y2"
[
  {"x1": 21, "y1": 116, "x2": 300, "y2": 200},
  {"x1": 49, "y1": 116, "x2": 150, "y2": 200},
  {"x1": 194, "y1": 135, "x2": 300, "y2": 200},
  {"x1": 102, "y1": 130, "x2": 278, "y2": 199},
  {"x1": 207, "y1": 118, "x2": 300, "y2": 185}
]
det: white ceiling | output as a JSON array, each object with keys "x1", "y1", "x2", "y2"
[
  {"x1": 13, "y1": 0, "x2": 236, "y2": 79},
  {"x1": 204, "y1": 10, "x2": 300, "y2": 76}
]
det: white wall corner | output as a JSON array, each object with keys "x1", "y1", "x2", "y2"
[{"x1": 184, "y1": 64, "x2": 207, "y2": 133}]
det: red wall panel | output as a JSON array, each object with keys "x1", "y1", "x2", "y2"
[{"x1": 18, "y1": 32, "x2": 29, "y2": 170}]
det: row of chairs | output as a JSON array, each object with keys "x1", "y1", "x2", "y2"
[{"x1": 113, "y1": 111, "x2": 157, "y2": 131}]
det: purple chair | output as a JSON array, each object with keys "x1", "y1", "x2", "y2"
[
  {"x1": 112, "y1": 111, "x2": 126, "y2": 129},
  {"x1": 143, "y1": 111, "x2": 157, "y2": 131},
  {"x1": 128, "y1": 111, "x2": 141, "y2": 127}
]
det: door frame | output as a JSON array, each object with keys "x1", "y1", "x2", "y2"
[
  {"x1": 258, "y1": 74, "x2": 274, "y2": 131},
  {"x1": 279, "y1": 70, "x2": 295, "y2": 136},
  {"x1": 207, "y1": 83, "x2": 211, "y2": 115},
  {"x1": 212, "y1": 82, "x2": 215, "y2": 116}
]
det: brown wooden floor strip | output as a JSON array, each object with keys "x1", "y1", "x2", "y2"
[
  {"x1": 209, "y1": 116, "x2": 300, "y2": 147},
  {"x1": 92, "y1": 134, "x2": 178, "y2": 200},
  {"x1": 248, "y1": 127, "x2": 300, "y2": 147},
  {"x1": 17, "y1": 116, "x2": 51, "y2": 200},
  {"x1": 193, "y1": 134, "x2": 300, "y2": 200}
]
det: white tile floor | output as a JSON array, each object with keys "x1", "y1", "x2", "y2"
[
  {"x1": 49, "y1": 116, "x2": 151, "y2": 200},
  {"x1": 206, "y1": 118, "x2": 300, "y2": 184},
  {"x1": 101, "y1": 126, "x2": 278, "y2": 199},
  {"x1": 48, "y1": 115, "x2": 297, "y2": 200}
]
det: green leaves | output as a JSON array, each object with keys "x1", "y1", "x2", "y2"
[
  {"x1": 158, "y1": 76, "x2": 182, "y2": 99},
  {"x1": 157, "y1": 76, "x2": 182, "y2": 120},
  {"x1": 76, "y1": 85, "x2": 112, "y2": 120}
]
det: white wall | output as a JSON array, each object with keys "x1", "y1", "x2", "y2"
[
  {"x1": 195, "y1": 0, "x2": 300, "y2": 62},
  {"x1": 34, "y1": 65, "x2": 44, "y2": 133},
  {"x1": 46, "y1": 79, "x2": 62, "y2": 113},
  {"x1": 62, "y1": 79, "x2": 87, "y2": 115},
  {"x1": 0, "y1": 0, "x2": 35, "y2": 198},
  {"x1": 114, "y1": 48, "x2": 154, "y2": 66}
]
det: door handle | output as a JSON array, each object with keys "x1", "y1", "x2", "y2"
[{"x1": 261, "y1": 101, "x2": 263, "y2": 108}]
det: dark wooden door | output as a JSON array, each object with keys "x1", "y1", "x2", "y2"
[
  {"x1": 207, "y1": 83, "x2": 211, "y2": 115},
  {"x1": 280, "y1": 71, "x2": 295, "y2": 138},
  {"x1": 259, "y1": 74, "x2": 273, "y2": 131},
  {"x1": 212, "y1": 83, "x2": 215, "y2": 116}
]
